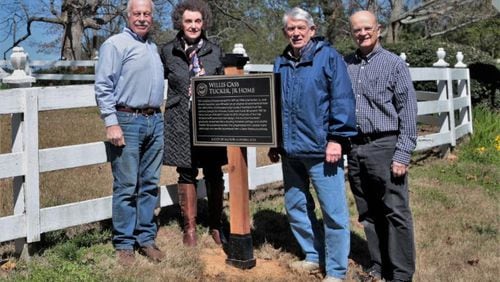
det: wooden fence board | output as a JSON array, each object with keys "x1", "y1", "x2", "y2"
[
  {"x1": 24, "y1": 92, "x2": 41, "y2": 243},
  {"x1": 37, "y1": 84, "x2": 96, "y2": 110},
  {"x1": 40, "y1": 197, "x2": 111, "y2": 232},
  {"x1": 0, "y1": 214, "x2": 25, "y2": 242},
  {"x1": 0, "y1": 152, "x2": 23, "y2": 178},
  {"x1": 0, "y1": 89, "x2": 25, "y2": 114},
  {"x1": 417, "y1": 100, "x2": 449, "y2": 115},
  {"x1": 39, "y1": 142, "x2": 108, "y2": 172},
  {"x1": 415, "y1": 132, "x2": 453, "y2": 151}
]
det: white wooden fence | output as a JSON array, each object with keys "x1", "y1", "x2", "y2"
[{"x1": 0, "y1": 48, "x2": 472, "y2": 249}]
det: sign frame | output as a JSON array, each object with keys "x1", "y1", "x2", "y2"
[{"x1": 191, "y1": 73, "x2": 279, "y2": 147}]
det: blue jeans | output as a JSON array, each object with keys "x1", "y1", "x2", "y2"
[
  {"x1": 282, "y1": 156, "x2": 350, "y2": 279},
  {"x1": 110, "y1": 111, "x2": 164, "y2": 250},
  {"x1": 348, "y1": 135, "x2": 415, "y2": 281}
]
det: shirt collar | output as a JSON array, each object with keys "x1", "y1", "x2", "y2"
[
  {"x1": 356, "y1": 43, "x2": 382, "y2": 62},
  {"x1": 124, "y1": 27, "x2": 149, "y2": 43},
  {"x1": 284, "y1": 38, "x2": 318, "y2": 63}
]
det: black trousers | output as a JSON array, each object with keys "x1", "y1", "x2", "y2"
[{"x1": 347, "y1": 135, "x2": 415, "y2": 281}]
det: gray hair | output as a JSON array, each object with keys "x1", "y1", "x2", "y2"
[
  {"x1": 283, "y1": 7, "x2": 315, "y2": 29},
  {"x1": 127, "y1": 0, "x2": 155, "y2": 16}
]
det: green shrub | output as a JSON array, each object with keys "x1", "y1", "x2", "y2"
[
  {"x1": 459, "y1": 106, "x2": 500, "y2": 166},
  {"x1": 384, "y1": 39, "x2": 498, "y2": 109}
]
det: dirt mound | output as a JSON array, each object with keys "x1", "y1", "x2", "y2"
[{"x1": 201, "y1": 248, "x2": 299, "y2": 281}]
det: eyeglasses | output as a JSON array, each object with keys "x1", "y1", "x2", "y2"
[{"x1": 352, "y1": 26, "x2": 377, "y2": 35}]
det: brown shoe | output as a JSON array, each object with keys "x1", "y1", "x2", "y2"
[
  {"x1": 139, "y1": 244, "x2": 165, "y2": 263},
  {"x1": 116, "y1": 249, "x2": 135, "y2": 266},
  {"x1": 178, "y1": 183, "x2": 198, "y2": 247}
]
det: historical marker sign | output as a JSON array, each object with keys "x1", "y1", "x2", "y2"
[{"x1": 192, "y1": 73, "x2": 278, "y2": 147}]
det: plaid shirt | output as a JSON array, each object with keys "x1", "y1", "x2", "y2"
[{"x1": 345, "y1": 44, "x2": 417, "y2": 165}]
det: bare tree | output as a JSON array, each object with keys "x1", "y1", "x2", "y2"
[
  {"x1": 2, "y1": 0, "x2": 175, "y2": 60},
  {"x1": 344, "y1": 0, "x2": 497, "y2": 43},
  {"x1": 390, "y1": 0, "x2": 497, "y2": 42},
  {"x1": 2, "y1": 0, "x2": 130, "y2": 60}
]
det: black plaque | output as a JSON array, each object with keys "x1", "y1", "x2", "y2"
[{"x1": 192, "y1": 73, "x2": 278, "y2": 147}]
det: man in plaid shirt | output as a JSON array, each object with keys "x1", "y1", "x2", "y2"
[{"x1": 345, "y1": 10, "x2": 418, "y2": 282}]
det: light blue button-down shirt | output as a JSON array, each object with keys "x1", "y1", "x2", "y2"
[{"x1": 95, "y1": 27, "x2": 164, "y2": 126}]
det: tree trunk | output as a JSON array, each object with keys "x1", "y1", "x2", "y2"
[
  {"x1": 61, "y1": 20, "x2": 85, "y2": 60},
  {"x1": 386, "y1": 0, "x2": 403, "y2": 43},
  {"x1": 59, "y1": 0, "x2": 88, "y2": 60}
]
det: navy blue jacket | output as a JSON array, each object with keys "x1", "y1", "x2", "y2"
[{"x1": 274, "y1": 37, "x2": 357, "y2": 158}]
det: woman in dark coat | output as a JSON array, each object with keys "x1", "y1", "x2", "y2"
[{"x1": 160, "y1": 0, "x2": 227, "y2": 246}]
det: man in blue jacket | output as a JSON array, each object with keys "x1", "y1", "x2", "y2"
[{"x1": 268, "y1": 7, "x2": 357, "y2": 282}]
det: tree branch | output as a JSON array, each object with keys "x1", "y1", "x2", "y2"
[
  {"x1": 49, "y1": 0, "x2": 59, "y2": 16},
  {"x1": 211, "y1": 3, "x2": 258, "y2": 34},
  {"x1": 428, "y1": 17, "x2": 488, "y2": 38},
  {"x1": 3, "y1": 16, "x2": 64, "y2": 59}
]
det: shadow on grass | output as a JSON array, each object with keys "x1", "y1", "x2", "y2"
[
  {"x1": 157, "y1": 203, "x2": 181, "y2": 227},
  {"x1": 251, "y1": 208, "x2": 372, "y2": 268},
  {"x1": 349, "y1": 231, "x2": 370, "y2": 268},
  {"x1": 252, "y1": 209, "x2": 302, "y2": 257}
]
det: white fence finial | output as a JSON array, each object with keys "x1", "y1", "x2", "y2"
[
  {"x1": 433, "y1": 47, "x2": 449, "y2": 67},
  {"x1": 454, "y1": 51, "x2": 466, "y2": 68},
  {"x1": 400, "y1": 52, "x2": 409, "y2": 66},
  {"x1": 232, "y1": 43, "x2": 248, "y2": 57},
  {"x1": 2, "y1": 46, "x2": 36, "y2": 85}
]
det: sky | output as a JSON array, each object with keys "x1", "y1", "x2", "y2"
[{"x1": 0, "y1": 22, "x2": 60, "y2": 61}]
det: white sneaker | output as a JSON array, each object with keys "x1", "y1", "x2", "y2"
[
  {"x1": 289, "y1": 260, "x2": 320, "y2": 273},
  {"x1": 323, "y1": 276, "x2": 343, "y2": 282}
]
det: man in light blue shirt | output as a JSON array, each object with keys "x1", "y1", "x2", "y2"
[{"x1": 95, "y1": 0, "x2": 165, "y2": 266}]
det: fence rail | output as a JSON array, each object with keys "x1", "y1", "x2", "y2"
[
  {"x1": 0, "y1": 57, "x2": 472, "y2": 249},
  {"x1": 1, "y1": 59, "x2": 96, "y2": 81}
]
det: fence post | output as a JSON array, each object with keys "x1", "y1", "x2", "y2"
[
  {"x1": 454, "y1": 52, "x2": 473, "y2": 136},
  {"x1": 432, "y1": 48, "x2": 454, "y2": 157},
  {"x1": 2, "y1": 46, "x2": 38, "y2": 260}
]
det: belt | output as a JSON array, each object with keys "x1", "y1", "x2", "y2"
[
  {"x1": 350, "y1": 131, "x2": 398, "y2": 145},
  {"x1": 116, "y1": 106, "x2": 161, "y2": 116}
]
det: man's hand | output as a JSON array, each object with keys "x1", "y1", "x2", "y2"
[
  {"x1": 391, "y1": 161, "x2": 408, "y2": 177},
  {"x1": 268, "y1": 148, "x2": 280, "y2": 163},
  {"x1": 106, "y1": 125, "x2": 125, "y2": 147},
  {"x1": 325, "y1": 141, "x2": 342, "y2": 163}
]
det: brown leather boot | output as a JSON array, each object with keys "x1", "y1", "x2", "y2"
[
  {"x1": 206, "y1": 181, "x2": 225, "y2": 245},
  {"x1": 178, "y1": 183, "x2": 197, "y2": 247}
]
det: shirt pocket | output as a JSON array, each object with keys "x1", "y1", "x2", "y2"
[{"x1": 367, "y1": 77, "x2": 393, "y2": 104}]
